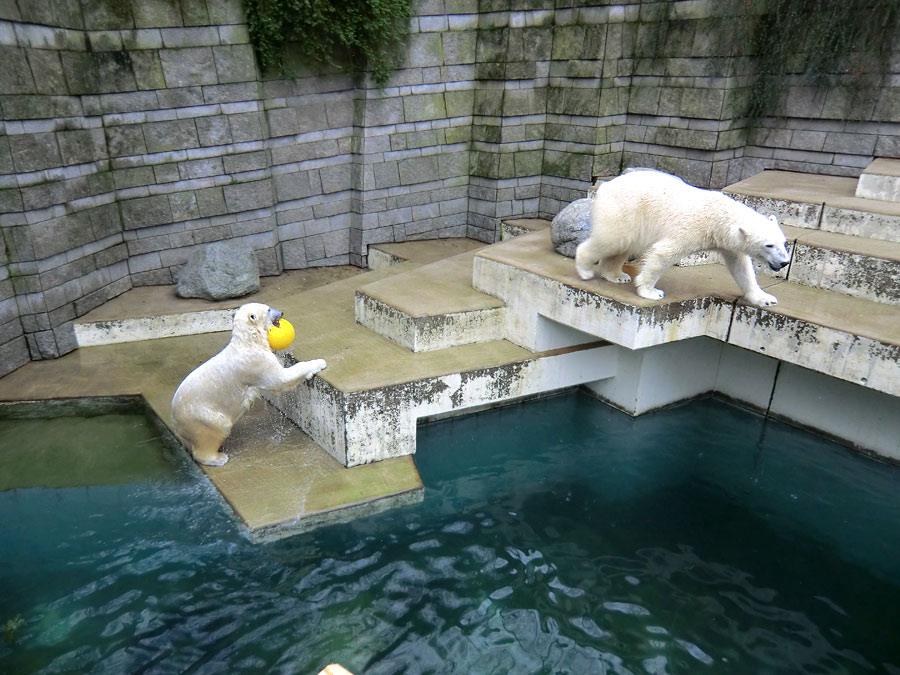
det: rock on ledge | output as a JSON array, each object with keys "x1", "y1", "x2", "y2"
[
  {"x1": 176, "y1": 241, "x2": 260, "y2": 300},
  {"x1": 550, "y1": 198, "x2": 592, "y2": 258}
]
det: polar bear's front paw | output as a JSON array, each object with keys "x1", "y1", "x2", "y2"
[
  {"x1": 745, "y1": 291, "x2": 778, "y2": 307},
  {"x1": 636, "y1": 286, "x2": 665, "y2": 301},
  {"x1": 306, "y1": 359, "x2": 327, "y2": 380}
]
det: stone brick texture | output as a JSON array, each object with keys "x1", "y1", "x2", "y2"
[{"x1": 0, "y1": 0, "x2": 897, "y2": 373}]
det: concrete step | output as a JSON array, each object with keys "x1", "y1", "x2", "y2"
[
  {"x1": 263, "y1": 263, "x2": 616, "y2": 466},
  {"x1": 682, "y1": 225, "x2": 900, "y2": 305},
  {"x1": 474, "y1": 230, "x2": 900, "y2": 399},
  {"x1": 784, "y1": 225, "x2": 900, "y2": 305},
  {"x1": 724, "y1": 169, "x2": 900, "y2": 242},
  {"x1": 354, "y1": 249, "x2": 506, "y2": 352},
  {"x1": 367, "y1": 237, "x2": 485, "y2": 269},
  {"x1": 855, "y1": 158, "x2": 900, "y2": 202},
  {"x1": 73, "y1": 266, "x2": 363, "y2": 347}
]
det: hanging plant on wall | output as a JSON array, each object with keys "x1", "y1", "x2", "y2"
[{"x1": 243, "y1": 0, "x2": 413, "y2": 87}]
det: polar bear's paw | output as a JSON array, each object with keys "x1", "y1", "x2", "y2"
[
  {"x1": 306, "y1": 359, "x2": 327, "y2": 380},
  {"x1": 601, "y1": 271, "x2": 632, "y2": 284},
  {"x1": 636, "y1": 286, "x2": 665, "y2": 301},
  {"x1": 745, "y1": 290, "x2": 778, "y2": 307},
  {"x1": 575, "y1": 265, "x2": 595, "y2": 281},
  {"x1": 196, "y1": 452, "x2": 228, "y2": 467}
]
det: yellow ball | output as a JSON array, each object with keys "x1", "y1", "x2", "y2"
[{"x1": 267, "y1": 318, "x2": 295, "y2": 351}]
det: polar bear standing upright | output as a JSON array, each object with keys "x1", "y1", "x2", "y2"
[
  {"x1": 171, "y1": 302, "x2": 326, "y2": 466},
  {"x1": 574, "y1": 170, "x2": 790, "y2": 306}
]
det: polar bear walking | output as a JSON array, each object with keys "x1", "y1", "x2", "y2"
[
  {"x1": 574, "y1": 170, "x2": 790, "y2": 306},
  {"x1": 171, "y1": 302, "x2": 327, "y2": 466}
]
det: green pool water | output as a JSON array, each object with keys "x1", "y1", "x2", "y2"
[{"x1": 0, "y1": 393, "x2": 898, "y2": 674}]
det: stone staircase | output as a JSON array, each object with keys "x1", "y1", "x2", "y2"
[
  {"x1": 11, "y1": 166, "x2": 897, "y2": 540},
  {"x1": 355, "y1": 167, "x2": 900, "y2": 460}
]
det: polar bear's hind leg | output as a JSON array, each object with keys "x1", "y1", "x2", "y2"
[
  {"x1": 173, "y1": 405, "x2": 233, "y2": 467},
  {"x1": 633, "y1": 245, "x2": 677, "y2": 301},
  {"x1": 574, "y1": 240, "x2": 598, "y2": 280},
  {"x1": 187, "y1": 424, "x2": 229, "y2": 466},
  {"x1": 598, "y1": 253, "x2": 632, "y2": 284}
]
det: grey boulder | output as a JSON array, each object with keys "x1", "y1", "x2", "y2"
[
  {"x1": 176, "y1": 241, "x2": 260, "y2": 300},
  {"x1": 550, "y1": 197, "x2": 592, "y2": 258}
]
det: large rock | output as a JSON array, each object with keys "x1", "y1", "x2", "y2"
[
  {"x1": 176, "y1": 241, "x2": 260, "y2": 300},
  {"x1": 550, "y1": 197, "x2": 592, "y2": 258}
]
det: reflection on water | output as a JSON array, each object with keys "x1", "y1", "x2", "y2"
[{"x1": 1, "y1": 395, "x2": 899, "y2": 674}]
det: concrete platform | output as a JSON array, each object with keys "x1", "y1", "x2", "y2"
[
  {"x1": 0, "y1": 313, "x2": 424, "y2": 541},
  {"x1": 248, "y1": 262, "x2": 616, "y2": 466},
  {"x1": 7, "y1": 172, "x2": 900, "y2": 538},
  {"x1": 474, "y1": 230, "x2": 900, "y2": 397},
  {"x1": 3, "y1": 248, "x2": 616, "y2": 539}
]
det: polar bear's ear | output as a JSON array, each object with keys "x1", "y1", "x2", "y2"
[
  {"x1": 767, "y1": 214, "x2": 778, "y2": 224},
  {"x1": 737, "y1": 225, "x2": 748, "y2": 239}
]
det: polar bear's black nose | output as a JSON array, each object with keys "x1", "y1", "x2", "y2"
[
  {"x1": 769, "y1": 260, "x2": 788, "y2": 271},
  {"x1": 267, "y1": 307, "x2": 283, "y2": 326}
]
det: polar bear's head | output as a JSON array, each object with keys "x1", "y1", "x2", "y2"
[
  {"x1": 739, "y1": 214, "x2": 790, "y2": 271},
  {"x1": 231, "y1": 302, "x2": 283, "y2": 350}
]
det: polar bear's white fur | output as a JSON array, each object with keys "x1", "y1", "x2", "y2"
[
  {"x1": 171, "y1": 302, "x2": 326, "y2": 467},
  {"x1": 574, "y1": 170, "x2": 790, "y2": 306}
]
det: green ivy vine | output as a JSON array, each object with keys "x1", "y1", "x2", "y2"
[{"x1": 242, "y1": 0, "x2": 413, "y2": 87}]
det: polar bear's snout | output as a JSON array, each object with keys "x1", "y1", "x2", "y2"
[
  {"x1": 763, "y1": 244, "x2": 790, "y2": 271},
  {"x1": 267, "y1": 307, "x2": 283, "y2": 327}
]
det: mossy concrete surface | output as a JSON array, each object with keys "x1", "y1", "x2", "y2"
[
  {"x1": 0, "y1": 247, "x2": 594, "y2": 538},
  {"x1": 0, "y1": 266, "x2": 431, "y2": 540}
]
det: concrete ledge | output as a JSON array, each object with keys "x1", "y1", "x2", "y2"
[
  {"x1": 789, "y1": 230, "x2": 900, "y2": 305},
  {"x1": 820, "y1": 204, "x2": 900, "y2": 242},
  {"x1": 75, "y1": 309, "x2": 234, "y2": 346},
  {"x1": 201, "y1": 400, "x2": 424, "y2": 541},
  {"x1": 366, "y1": 238, "x2": 486, "y2": 269},
  {"x1": 270, "y1": 341, "x2": 618, "y2": 467},
  {"x1": 473, "y1": 230, "x2": 900, "y2": 398},
  {"x1": 473, "y1": 230, "x2": 749, "y2": 351},
  {"x1": 728, "y1": 284, "x2": 900, "y2": 397},
  {"x1": 367, "y1": 247, "x2": 407, "y2": 270}
]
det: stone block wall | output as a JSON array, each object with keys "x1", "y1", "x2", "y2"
[{"x1": 0, "y1": 0, "x2": 897, "y2": 375}]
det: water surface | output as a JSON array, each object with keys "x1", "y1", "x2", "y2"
[{"x1": 1, "y1": 395, "x2": 898, "y2": 674}]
